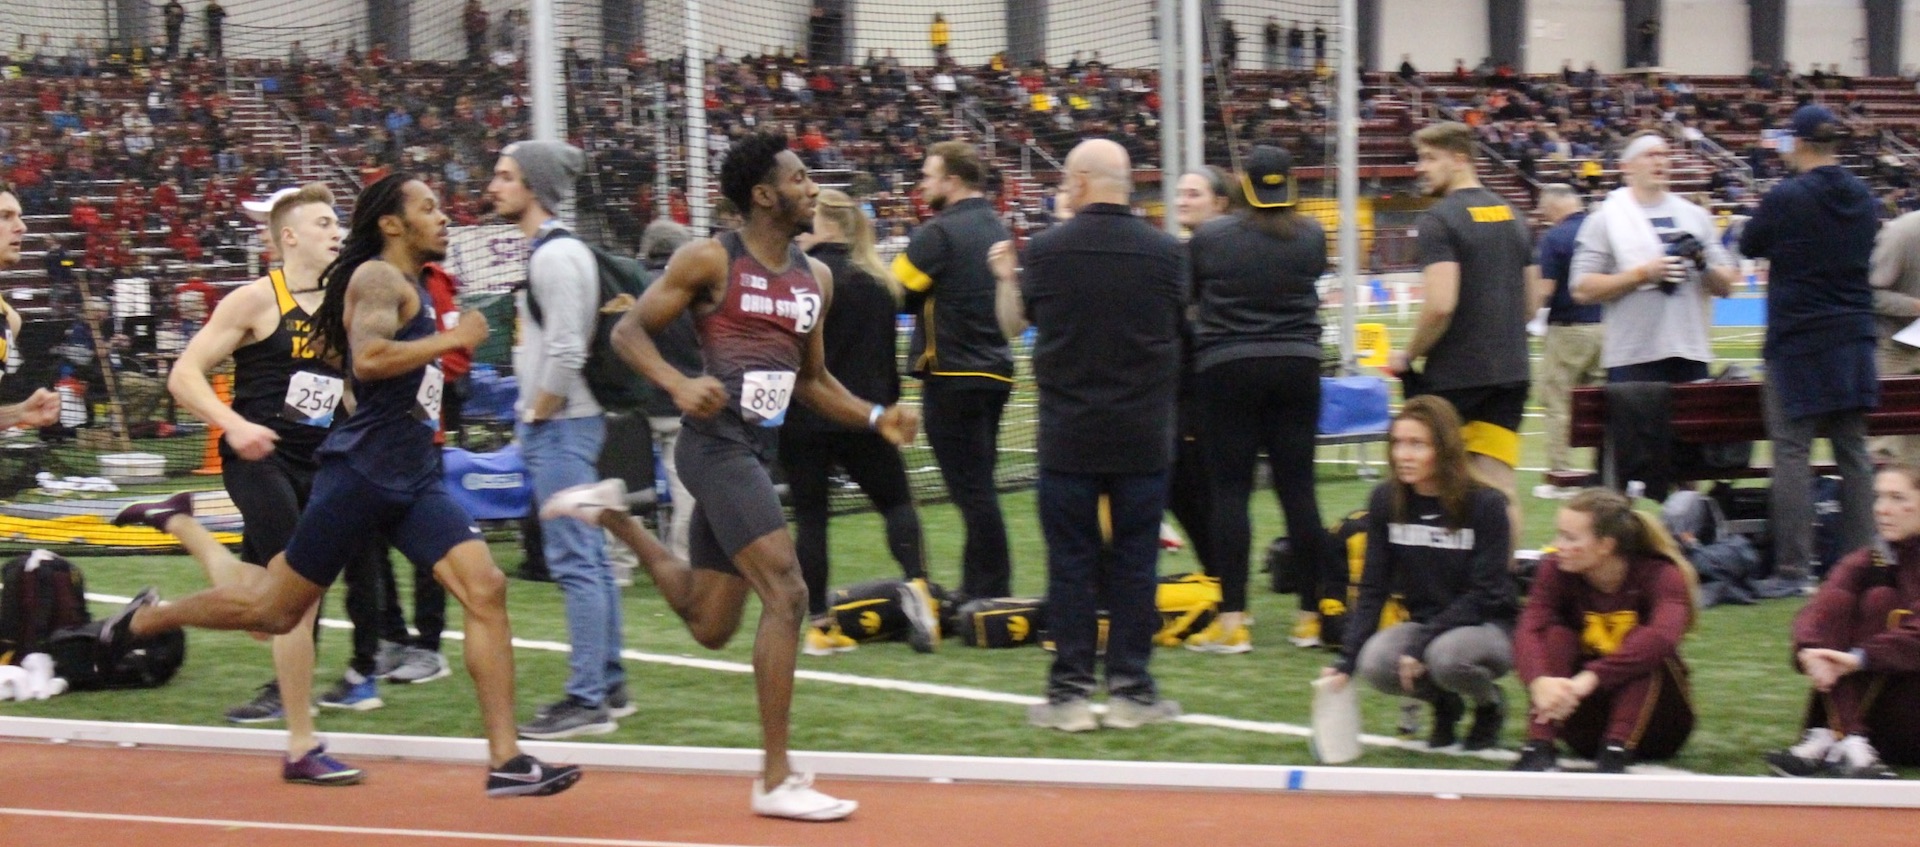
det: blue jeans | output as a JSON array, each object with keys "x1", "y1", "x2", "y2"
[
  {"x1": 1038, "y1": 468, "x2": 1169, "y2": 705},
  {"x1": 518, "y1": 415, "x2": 625, "y2": 705}
]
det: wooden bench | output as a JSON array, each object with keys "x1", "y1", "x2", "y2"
[{"x1": 1554, "y1": 376, "x2": 1920, "y2": 490}]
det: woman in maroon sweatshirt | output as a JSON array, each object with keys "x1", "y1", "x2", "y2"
[
  {"x1": 1512, "y1": 487, "x2": 1699, "y2": 773},
  {"x1": 1766, "y1": 464, "x2": 1920, "y2": 780}
]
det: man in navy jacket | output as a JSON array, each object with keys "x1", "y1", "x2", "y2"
[{"x1": 1741, "y1": 105, "x2": 1879, "y2": 585}]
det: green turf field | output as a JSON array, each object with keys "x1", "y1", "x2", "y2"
[{"x1": 4, "y1": 302, "x2": 1867, "y2": 777}]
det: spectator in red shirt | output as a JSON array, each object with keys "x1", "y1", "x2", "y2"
[{"x1": 1512, "y1": 488, "x2": 1698, "y2": 773}]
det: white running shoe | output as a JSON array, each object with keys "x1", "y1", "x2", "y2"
[
  {"x1": 751, "y1": 773, "x2": 858, "y2": 821},
  {"x1": 540, "y1": 479, "x2": 630, "y2": 524}
]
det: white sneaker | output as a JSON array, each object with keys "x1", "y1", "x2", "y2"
[
  {"x1": 751, "y1": 773, "x2": 857, "y2": 821},
  {"x1": 1532, "y1": 484, "x2": 1566, "y2": 500},
  {"x1": 540, "y1": 479, "x2": 629, "y2": 524}
]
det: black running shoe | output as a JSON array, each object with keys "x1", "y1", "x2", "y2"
[
  {"x1": 1511, "y1": 740, "x2": 1561, "y2": 772},
  {"x1": 1462, "y1": 692, "x2": 1506, "y2": 751},
  {"x1": 111, "y1": 491, "x2": 195, "y2": 531},
  {"x1": 1427, "y1": 691, "x2": 1464, "y2": 750},
  {"x1": 97, "y1": 586, "x2": 159, "y2": 666},
  {"x1": 486, "y1": 754, "x2": 583, "y2": 798},
  {"x1": 1594, "y1": 742, "x2": 1632, "y2": 774}
]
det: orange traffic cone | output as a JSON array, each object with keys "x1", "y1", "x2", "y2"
[{"x1": 191, "y1": 372, "x2": 231, "y2": 476}]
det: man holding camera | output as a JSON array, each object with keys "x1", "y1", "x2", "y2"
[
  {"x1": 1571, "y1": 132, "x2": 1737, "y2": 385},
  {"x1": 1740, "y1": 106, "x2": 1879, "y2": 588}
]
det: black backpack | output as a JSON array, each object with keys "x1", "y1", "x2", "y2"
[
  {"x1": 0, "y1": 550, "x2": 91, "y2": 664},
  {"x1": 42, "y1": 619, "x2": 187, "y2": 690},
  {"x1": 526, "y1": 228, "x2": 652, "y2": 413}
]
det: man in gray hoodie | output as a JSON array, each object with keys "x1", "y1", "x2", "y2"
[{"x1": 487, "y1": 140, "x2": 630, "y2": 738}]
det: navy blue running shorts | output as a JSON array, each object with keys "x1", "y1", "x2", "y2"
[{"x1": 283, "y1": 456, "x2": 483, "y2": 587}]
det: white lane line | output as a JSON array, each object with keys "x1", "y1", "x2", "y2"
[
  {"x1": 76, "y1": 593, "x2": 1663, "y2": 769},
  {"x1": 0, "y1": 807, "x2": 776, "y2": 847}
]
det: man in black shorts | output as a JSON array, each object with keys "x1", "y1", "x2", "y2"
[
  {"x1": 1390, "y1": 121, "x2": 1544, "y2": 551},
  {"x1": 549, "y1": 132, "x2": 917, "y2": 821},
  {"x1": 136, "y1": 183, "x2": 363, "y2": 783},
  {"x1": 103, "y1": 174, "x2": 579, "y2": 798}
]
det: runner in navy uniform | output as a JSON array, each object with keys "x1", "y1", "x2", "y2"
[
  {"x1": 103, "y1": 175, "x2": 580, "y2": 798},
  {"x1": 542, "y1": 132, "x2": 917, "y2": 821}
]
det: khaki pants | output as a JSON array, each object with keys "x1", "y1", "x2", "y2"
[
  {"x1": 1539, "y1": 323, "x2": 1605, "y2": 472},
  {"x1": 1873, "y1": 340, "x2": 1920, "y2": 463}
]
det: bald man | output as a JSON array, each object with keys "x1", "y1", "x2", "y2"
[{"x1": 989, "y1": 139, "x2": 1187, "y2": 731}]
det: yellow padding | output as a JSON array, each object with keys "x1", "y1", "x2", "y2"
[
  {"x1": 0, "y1": 514, "x2": 243, "y2": 548},
  {"x1": 1461, "y1": 420, "x2": 1521, "y2": 467}
]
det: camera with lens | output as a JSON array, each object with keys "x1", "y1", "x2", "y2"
[{"x1": 1657, "y1": 231, "x2": 1708, "y2": 295}]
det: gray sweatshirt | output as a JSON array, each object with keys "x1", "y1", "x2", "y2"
[
  {"x1": 1870, "y1": 209, "x2": 1920, "y2": 347},
  {"x1": 515, "y1": 233, "x2": 602, "y2": 419}
]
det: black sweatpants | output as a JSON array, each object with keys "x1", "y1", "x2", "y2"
[
  {"x1": 921, "y1": 377, "x2": 1012, "y2": 599},
  {"x1": 779, "y1": 428, "x2": 927, "y2": 616},
  {"x1": 377, "y1": 543, "x2": 448, "y2": 652},
  {"x1": 1164, "y1": 395, "x2": 1218, "y2": 574},
  {"x1": 1195, "y1": 355, "x2": 1331, "y2": 613}
]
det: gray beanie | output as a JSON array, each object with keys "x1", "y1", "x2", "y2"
[{"x1": 503, "y1": 140, "x2": 585, "y2": 215}]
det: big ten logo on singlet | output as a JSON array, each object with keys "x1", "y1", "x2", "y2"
[
  {"x1": 1581, "y1": 610, "x2": 1640, "y2": 657},
  {"x1": 736, "y1": 273, "x2": 822, "y2": 335},
  {"x1": 412, "y1": 363, "x2": 445, "y2": 428},
  {"x1": 1467, "y1": 204, "x2": 1515, "y2": 224},
  {"x1": 1387, "y1": 523, "x2": 1476, "y2": 550}
]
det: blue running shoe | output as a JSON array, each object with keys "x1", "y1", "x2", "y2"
[
  {"x1": 283, "y1": 742, "x2": 364, "y2": 786},
  {"x1": 318, "y1": 669, "x2": 383, "y2": 711}
]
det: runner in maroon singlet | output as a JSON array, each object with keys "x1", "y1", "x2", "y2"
[{"x1": 542, "y1": 132, "x2": 917, "y2": 821}]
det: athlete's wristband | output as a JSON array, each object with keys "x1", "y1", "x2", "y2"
[{"x1": 867, "y1": 404, "x2": 885, "y2": 430}]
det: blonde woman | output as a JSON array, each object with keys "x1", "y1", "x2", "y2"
[
  {"x1": 784, "y1": 189, "x2": 937, "y2": 655},
  {"x1": 1513, "y1": 487, "x2": 1699, "y2": 773}
]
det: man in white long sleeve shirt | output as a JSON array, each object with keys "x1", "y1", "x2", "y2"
[{"x1": 488, "y1": 140, "x2": 630, "y2": 739}]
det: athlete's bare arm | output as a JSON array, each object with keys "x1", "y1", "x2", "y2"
[
  {"x1": 794, "y1": 257, "x2": 919, "y2": 446},
  {"x1": 169, "y1": 281, "x2": 276, "y2": 457},
  {"x1": 345, "y1": 261, "x2": 486, "y2": 382},
  {"x1": 611, "y1": 239, "x2": 728, "y2": 418}
]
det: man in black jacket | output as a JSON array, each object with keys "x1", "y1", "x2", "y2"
[
  {"x1": 893, "y1": 141, "x2": 1017, "y2": 600},
  {"x1": 989, "y1": 139, "x2": 1185, "y2": 732}
]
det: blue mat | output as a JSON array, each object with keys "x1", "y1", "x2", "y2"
[{"x1": 1713, "y1": 297, "x2": 1767, "y2": 327}]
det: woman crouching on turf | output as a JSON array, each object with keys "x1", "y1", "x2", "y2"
[
  {"x1": 1511, "y1": 487, "x2": 1699, "y2": 773},
  {"x1": 1767, "y1": 463, "x2": 1920, "y2": 780},
  {"x1": 1320, "y1": 396, "x2": 1516, "y2": 750}
]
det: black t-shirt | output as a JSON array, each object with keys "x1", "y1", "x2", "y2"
[
  {"x1": 784, "y1": 243, "x2": 901, "y2": 433},
  {"x1": 1415, "y1": 186, "x2": 1533, "y2": 391},
  {"x1": 1022, "y1": 204, "x2": 1185, "y2": 475}
]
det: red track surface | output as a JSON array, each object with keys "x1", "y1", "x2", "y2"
[{"x1": 0, "y1": 740, "x2": 1910, "y2": 847}]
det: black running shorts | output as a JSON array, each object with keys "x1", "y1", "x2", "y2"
[{"x1": 676, "y1": 424, "x2": 787, "y2": 576}]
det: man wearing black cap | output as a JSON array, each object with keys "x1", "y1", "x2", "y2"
[{"x1": 1740, "y1": 105, "x2": 1879, "y2": 588}]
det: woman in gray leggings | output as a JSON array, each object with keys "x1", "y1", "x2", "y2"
[{"x1": 1320, "y1": 396, "x2": 1518, "y2": 751}]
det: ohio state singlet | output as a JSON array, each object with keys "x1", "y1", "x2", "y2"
[
  {"x1": 227, "y1": 269, "x2": 344, "y2": 464},
  {"x1": 688, "y1": 230, "x2": 823, "y2": 440}
]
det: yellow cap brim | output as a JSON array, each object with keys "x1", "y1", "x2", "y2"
[{"x1": 1241, "y1": 172, "x2": 1297, "y2": 209}]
